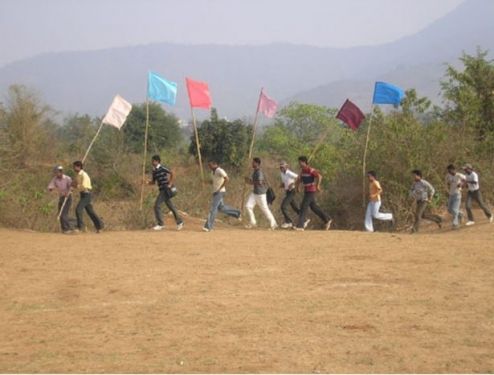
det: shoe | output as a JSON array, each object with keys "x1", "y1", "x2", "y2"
[
  {"x1": 269, "y1": 224, "x2": 279, "y2": 231},
  {"x1": 176, "y1": 222, "x2": 184, "y2": 231},
  {"x1": 96, "y1": 229, "x2": 103, "y2": 234},
  {"x1": 465, "y1": 221, "x2": 475, "y2": 226},
  {"x1": 325, "y1": 220, "x2": 332, "y2": 231},
  {"x1": 62, "y1": 230, "x2": 73, "y2": 235},
  {"x1": 281, "y1": 222, "x2": 293, "y2": 229},
  {"x1": 304, "y1": 219, "x2": 311, "y2": 229},
  {"x1": 490, "y1": 216, "x2": 493, "y2": 223},
  {"x1": 293, "y1": 227, "x2": 304, "y2": 232},
  {"x1": 202, "y1": 227, "x2": 210, "y2": 232},
  {"x1": 244, "y1": 224, "x2": 257, "y2": 229},
  {"x1": 153, "y1": 225, "x2": 164, "y2": 231}
]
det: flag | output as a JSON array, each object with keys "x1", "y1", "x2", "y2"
[
  {"x1": 372, "y1": 81, "x2": 405, "y2": 105},
  {"x1": 336, "y1": 99, "x2": 365, "y2": 130},
  {"x1": 102, "y1": 95, "x2": 132, "y2": 130},
  {"x1": 185, "y1": 77, "x2": 212, "y2": 109},
  {"x1": 147, "y1": 72, "x2": 177, "y2": 105},
  {"x1": 257, "y1": 89, "x2": 277, "y2": 118}
]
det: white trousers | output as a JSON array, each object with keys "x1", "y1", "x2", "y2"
[
  {"x1": 365, "y1": 200, "x2": 393, "y2": 232},
  {"x1": 245, "y1": 193, "x2": 277, "y2": 228}
]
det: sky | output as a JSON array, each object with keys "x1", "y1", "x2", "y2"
[{"x1": 0, "y1": 0, "x2": 465, "y2": 67}]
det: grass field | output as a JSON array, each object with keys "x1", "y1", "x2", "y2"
[{"x1": 1, "y1": 213, "x2": 493, "y2": 373}]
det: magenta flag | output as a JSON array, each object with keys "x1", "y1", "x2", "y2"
[
  {"x1": 336, "y1": 99, "x2": 365, "y2": 130},
  {"x1": 257, "y1": 89, "x2": 277, "y2": 118}
]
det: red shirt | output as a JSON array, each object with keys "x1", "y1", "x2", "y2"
[{"x1": 300, "y1": 167, "x2": 319, "y2": 192}]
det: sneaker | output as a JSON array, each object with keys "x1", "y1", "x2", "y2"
[
  {"x1": 176, "y1": 222, "x2": 184, "y2": 231},
  {"x1": 202, "y1": 227, "x2": 210, "y2": 232},
  {"x1": 153, "y1": 225, "x2": 164, "y2": 231},
  {"x1": 293, "y1": 227, "x2": 304, "y2": 232},
  {"x1": 269, "y1": 224, "x2": 279, "y2": 231},
  {"x1": 244, "y1": 224, "x2": 257, "y2": 229},
  {"x1": 325, "y1": 220, "x2": 332, "y2": 231},
  {"x1": 304, "y1": 219, "x2": 311, "y2": 229},
  {"x1": 281, "y1": 222, "x2": 293, "y2": 229},
  {"x1": 465, "y1": 221, "x2": 475, "y2": 226},
  {"x1": 62, "y1": 230, "x2": 73, "y2": 235},
  {"x1": 490, "y1": 216, "x2": 493, "y2": 224}
]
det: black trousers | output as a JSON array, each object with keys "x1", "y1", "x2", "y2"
[
  {"x1": 297, "y1": 192, "x2": 331, "y2": 228},
  {"x1": 466, "y1": 190, "x2": 492, "y2": 221},
  {"x1": 413, "y1": 200, "x2": 441, "y2": 232},
  {"x1": 76, "y1": 192, "x2": 103, "y2": 230},
  {"x1": 58, "y1": 195, "x2": 72, "y2": 232},
  {"x1": 280, "y1": 189, "x2": 300, "y2": 223},
  {"x1": 154, "y1": 190, "x2": 183, "y2": 226}
]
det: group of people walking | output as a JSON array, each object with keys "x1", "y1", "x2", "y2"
[{"x1": 48, "y1": 156, "x2": 492, "y2": 234}]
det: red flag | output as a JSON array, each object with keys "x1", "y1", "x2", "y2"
[
  {"x1": 336, "y1": 99, "x2": 365, "y2": 130},
  {"x1": 186, "y1": 77, "x2": 212, "y2": 109},
  {"x1": 257, "y1": 89, "x2": 277, "y2": 118}
]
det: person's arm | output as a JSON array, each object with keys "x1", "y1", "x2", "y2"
[
  {"x1": 64, "y1": 177, "x2": 72, "y2": 196},
  {"x1": 295, "y1": 175, "x2": 301, "y2": 192},
  {"x1": 148, "y1": 170, "x2": 156, "y2": 185},
  {"x1": 424, "y1": 180, "x2": 435, "y2": 201},
  {"x1": 466, "y1": 173, "x2": 478, "y2": 186},
  {"x1": 168, "y1": 170, "x2": 176, "y2": 186},
  {"x1": 47, "y1": 177, "x2": 56, "y2": 192},
  {"x1": 287, "y1": 171, "x2": 297, "y2": 191},
  {"x1": 315, "y1": 170, "x2": 322, "y2": 192}
]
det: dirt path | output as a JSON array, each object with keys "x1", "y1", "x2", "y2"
[{"x1": 1, "y1": 218, "x2": 493, "y2": 373}]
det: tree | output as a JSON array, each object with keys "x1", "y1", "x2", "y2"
[
  {"x1": 441, "y1": 48, "x2": 494, "y2": 139},
  {"x1": 189, "y1": 108, "x2": 252, "y2": 168},
  {"x1": 123, "y1": 103, "x2": 183, "y2": 153}
]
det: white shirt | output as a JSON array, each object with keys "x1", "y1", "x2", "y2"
[
  {"x1": 212, "y1": 167, "x2": 228, "y2": 193},
  {"x1": 465, "y1": 171, "x2": 480, "y2": 192},
  {"x1": 446, "y1": 172, "x2": 465, "y2": 195},
  {"x1": 280, "y1": 169, "x2": 298, "y2": 191}
]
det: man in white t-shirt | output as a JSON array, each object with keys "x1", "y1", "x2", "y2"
[
  {"x1": 203, "y1": 160, "x2": 241, "y2": 232},
  {"x1": 445, "y1": 164, "x2": 466, "y2": 228},
  {"x1": 279, "y1": 161, "x2": 301, "y2": 228},
  {"x1": 463, "y1": 163, "x2": 493, "y2": 226}
]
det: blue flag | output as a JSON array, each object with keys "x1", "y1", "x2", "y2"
[
  {"x1": 372, "y1": 81, "x2": 405, "y2": 105},
  {"x1": 147, "y1": 72, "x2": 177, "y2": 105}
]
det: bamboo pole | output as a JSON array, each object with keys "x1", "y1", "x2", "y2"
[
  {"x1": 190, "y1": 106, "x2": 205, "y2": 183},
  {"x1": 362, "y1": 105, "x2": 375, "y2": 208},
  {"x1": 139, "y1": 99, "x2": 150, "y2": 210}
]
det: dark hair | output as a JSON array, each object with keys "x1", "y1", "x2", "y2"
[
  {"x1": 298, "y1": 156, "x2": 308, "y2": 163},
  {"x1": 367, "y1": 170, "x2": 377, "y2": 178},
  {"x1": 253, "y1": 157, "x2": 261, "y2": 165},
  {"x1": 412, "y1": 169, "x2": 422, "y2": 178},
  {"x1": 151, "y1": 155, "x2": 161, "y2": 162},
  {"x1": 447, "y1": 164, "x2": 455, "y2": 170},
  {"x1": 208, "y1": 160, "x2": 218, "y2": 165},
  {"x1": 73, "y1": 161, "x2": 83, "y2": 168}
]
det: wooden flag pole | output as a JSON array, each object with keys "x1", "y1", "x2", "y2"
[
  {"x1": 139, "y1": 98, "x2": 150, "y2": 210},
  {"x1": 308, "y1": 126, "x2": 332, "y2": 164},
  {"x1": 240, "y1": 89, "x2": 263, "y2": 215},
  {"x1": 362, "y1": 105, "x2": 375, "y2": 208},
  {"x1": 190, "y1": 106, "x2": 205, "y2": 183}
]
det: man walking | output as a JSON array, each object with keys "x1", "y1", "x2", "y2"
[
  {"x1": 294, "y1": 156, "x2": 332, "y2": 231},
  {"x1": 445, "y1": 164, "x2": 466, "y2": 229},
  {"x1": 48, "y1": 165, "x2": 73, "y2": 234},
  {"x1": 409, "y1": 169, "x2": 442, "y2": 233},
  {"x1": 203, "y1": 160, "x2": 241, "y2": 232},
  {"x1": 463, "y1": 163, "x2": 493, "y2": 226},
  {"x1": 149, "y1": 155, "x2": 184, "y2": 231},
  {"x1": 244, "y1": 157, "x2": 278, "y2": 230},
  {"x1": 364, "y1": 171, "x2": 393, "y2": 232},
  {"x1": 279, "y1": 161, "x2": 300, "y2": 229},
  {"x1": 72, "y1": 161, "x2": 104, "y2": 233}
]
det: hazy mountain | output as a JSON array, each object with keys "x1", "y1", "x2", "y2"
[{"x1": 0, "y1": 0, "x2": 492, "y2": 120}]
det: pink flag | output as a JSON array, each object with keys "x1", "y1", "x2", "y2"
[
  {"x1": 257, "y1": 89, "x2": 277, "y2": 118},
  {"x1": 186, "y1": 77, "x2": 212, "y2": 109}
]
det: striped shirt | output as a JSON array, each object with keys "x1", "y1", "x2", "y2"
[
  {"x1": 410, "y1": 179, "x2": 435, "y2": 202},
  {"x1": 300, "y1": 167, "x2": 319, "y2": 193},
  {"x1": 152, "y1": 164, "x2": 171, "y2": 191}
]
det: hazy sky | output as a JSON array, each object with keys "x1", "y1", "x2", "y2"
[{"x1": 0, "y1": 0, "x2": 465, "y2": 67}]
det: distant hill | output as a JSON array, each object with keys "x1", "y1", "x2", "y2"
[{"x1": 0, "y1": 0, "x2": 492, "y2": 120}]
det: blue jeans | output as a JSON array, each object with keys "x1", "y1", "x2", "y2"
[
  {"x1": 447, "y1": 193, "x2": 462, "y2": 227},
  {"x1": 204, "y1": 192, "x2": 240, "y2": 230}
]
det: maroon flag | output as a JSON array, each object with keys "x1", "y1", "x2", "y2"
[{"x1": 336, "y1": 99, "x2": 365, "y2": 130}]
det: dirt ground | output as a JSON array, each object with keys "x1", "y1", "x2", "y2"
[{"x1": 1, "y1": 213, "x2": 493, "y2": 373}]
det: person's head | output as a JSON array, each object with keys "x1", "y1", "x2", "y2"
[
  {"x1": 151, "y1": 155, "x2": 161, "y2": 168},
  {"x1": 463, "y1": 163, "x2": 473, "y2": 174},
  {"x1": 252, "y1": 157, "x2": 261, "y2": 169},
  {"x1": 73, "y1": 161, "x2": 83, "y2": 172},
  {"x1": 412, "y1": 169, "x2": 422, "y2": 181},
  {"x1": 367, "y1": 170, "x2": 377, "y2": 182},
  {"x1": 279, "y1": 160, "x2": 288, "y2": 173},
  {"x1": 447, "y1": 164, "x2": 456, "y2": 175},
  {"x1": 298, "y1": 156, "x2": 308, "y2": 168},
  {"x1": 53, "y1": 165, "x2": 64, "y2": 178},
  {"x1": 208, "y1": 160, "x2": 218, "y2": 171}
]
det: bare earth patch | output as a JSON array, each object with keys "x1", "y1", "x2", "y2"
[{"x1": 1, "y1": 216, "x2": 493, "y2": 373}]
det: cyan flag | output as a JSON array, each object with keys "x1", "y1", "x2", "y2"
[
  {"x1": 147, "y1": 72, "x2": 177, "y2": 105},
  {"x1": 372, "y1": 81, "x2": 405, "y2": 105}
]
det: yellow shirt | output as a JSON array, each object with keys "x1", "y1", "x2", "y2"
[
  {"x1": 75, "y1": 170, "x2": 92, "y2": 192},
  {"x1": 369, "y1": 180, "x2": 382, "y2": 202}
]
